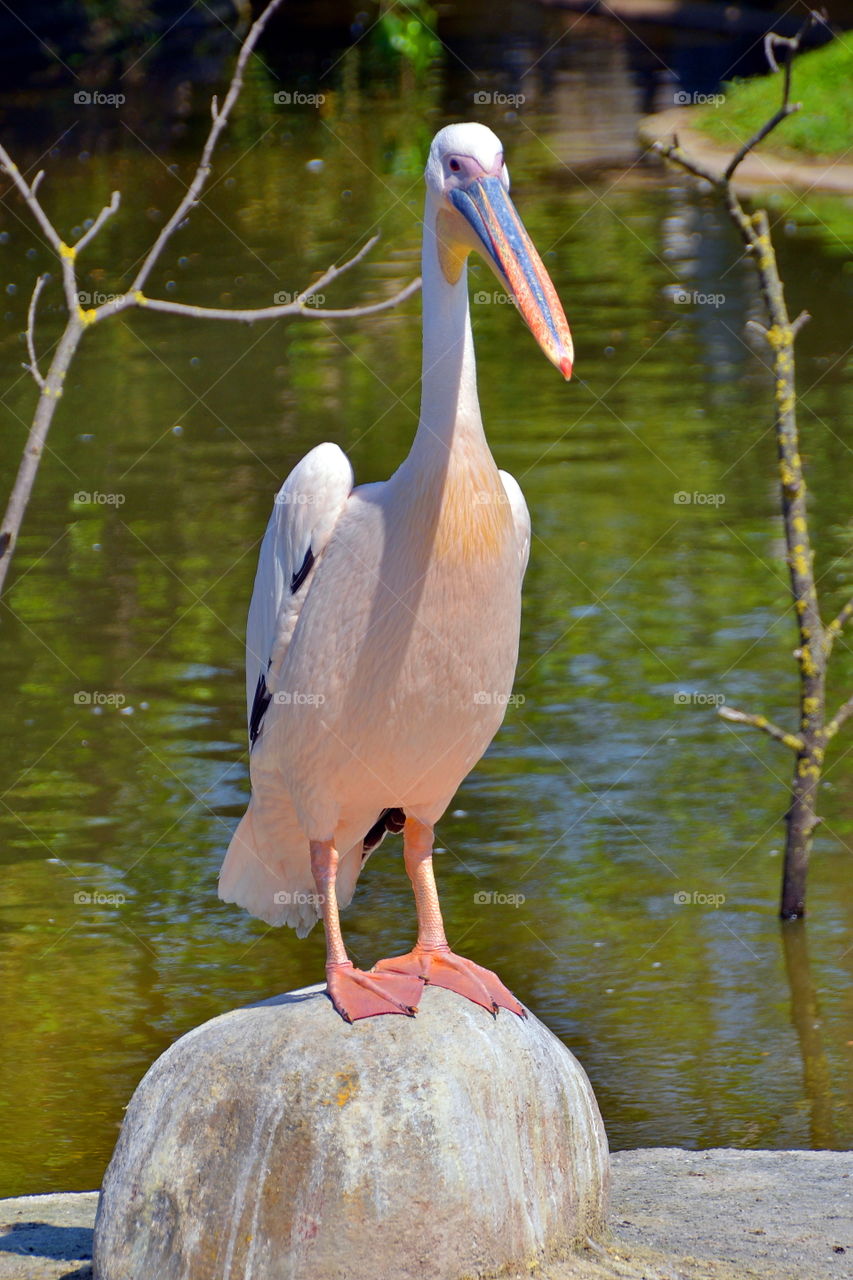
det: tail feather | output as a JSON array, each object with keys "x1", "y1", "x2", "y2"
[
  {"x1": 219, "y1": 796, "x2": 379, "y2": 937},
  {"x1": 219, "y1": 797, "x2": 319, "y2": 937}
]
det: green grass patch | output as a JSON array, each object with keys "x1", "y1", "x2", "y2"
[{"x1": 694, "y1": 33, "x2": 853, "y2": 160}]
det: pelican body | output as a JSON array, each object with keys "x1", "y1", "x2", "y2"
[{"x1": 219, "y1": 124, "x2": 573, "y2": 1021}]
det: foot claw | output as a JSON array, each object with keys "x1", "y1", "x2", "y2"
[
  {"x1": 325, "y1": 961, "x2": 423, "y2": 1022},
  {"x1": 374, "y1": 948, "x2": 525, "y2": 1017}
]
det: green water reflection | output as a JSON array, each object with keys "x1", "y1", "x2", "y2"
[{"x1": 0, "y1": 55, "x2": 851, "y2": 1197}]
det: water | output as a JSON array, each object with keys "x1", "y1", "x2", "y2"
[{"x1": 0, "y1": 19, "x2": 851, "y2": 1198}]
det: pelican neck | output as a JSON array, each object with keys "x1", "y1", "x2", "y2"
[{"x1": 407, "y1": 193, "x2": 490, "y2": 469}]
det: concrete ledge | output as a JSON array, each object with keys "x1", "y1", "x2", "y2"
[
  {"x1": 0, "y1": 1192, "x2": 97, "y2": 1280},
  {"x1": 1, "y1": 1150, "x2": 851, "y2": 1279}
]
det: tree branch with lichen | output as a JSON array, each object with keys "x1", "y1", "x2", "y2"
[
  {"x1": 651, "y1": 9, "x2": 848, "y2": 920},
  {"x1": 0, "y1": 0, "x2": 420, "y2": 596}
]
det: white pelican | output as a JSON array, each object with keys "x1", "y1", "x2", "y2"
[{"x1": 219, "y1": 123, "x2": 573, "y2": 1022}]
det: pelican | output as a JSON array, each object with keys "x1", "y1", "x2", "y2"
[{"x1": 219, "y1": 123, "x2": 573, "y2": 1023}]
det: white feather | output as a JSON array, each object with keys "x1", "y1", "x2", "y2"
[
  {"x1": 244, "y1": 442, "x2": 353, "y2": 737},
  {"x1": 498, "y1": 469, "x2": 531, "y2": 577}
]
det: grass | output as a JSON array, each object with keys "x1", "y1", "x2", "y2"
[{"x1": 694, "y1": 33, "x2": 853, "y2": 160}]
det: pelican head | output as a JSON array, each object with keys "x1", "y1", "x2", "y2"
[{"x1": 425, "y1": 122, "x2": 573, "y2": 380}]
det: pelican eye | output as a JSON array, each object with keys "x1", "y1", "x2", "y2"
[{"x1": 449, "y1": 158, "x2": 461, "y2": 172}]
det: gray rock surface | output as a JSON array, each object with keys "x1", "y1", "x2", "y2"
[
  {"x1": 2, "y1": 1150, "x2": 852, "y2": 1279},
  {"x1": 92, "y1": 983, "x2": 610, "y2": 1280}
]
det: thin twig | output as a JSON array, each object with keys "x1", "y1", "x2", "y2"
[
  {"x1": 0, "y1": 148, "x2": 81, "y2": 313},
  {"x1": 130, "y1": 0, "x2": 287, "y2": 294},
  {"x1": 0, "y1": 145, "x2": 64, "y2": 254},
  {"x1": 0, "y1": 319, "x2": 85, "y2": 593},
  {"x1": 826, "y1": 596, "x2": 853, "y2": 650},
  {"x1": 822, "y1": 696, "x2": 853, "y2": 743},
  {"x1": 73, "y1": 190, "x2": 121, "y2": 255},
  {"x1": 87, "y1": 234, "x2": 421, "y2": 327},
  {"x1": 791, "y1": 309, "x2": 811, "y2": 337},
  {"x1": 291, "y1": 233, "x2": 385, "y2": 301},
  {"x1": 724, "y1": 105, "x2": 801, "y2": 182},
  {"x1": 719, "y1": 705, "x2": 804, "y2": 752},
  {"x1": 652, "y1": 140, "x2": 720, "y2": 187},
  {"x1": 24, "y1": 274, "x2": 47, "y2": 389},
  {"x1": 725, "y1": 11, "x2": 827, "y2": 181},
  {"x1": 131, "y1": 278, "x2": 422, "y2": 323}
]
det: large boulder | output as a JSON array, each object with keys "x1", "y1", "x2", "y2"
[{"x1": 93, "y1": 983, "x2": 609, "y2": 1280}]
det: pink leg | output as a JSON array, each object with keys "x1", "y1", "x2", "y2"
[
  {"x1": 310, "y1": 839, "x2": 422, "y2": 1022},
  {"x1": 373, "y1": 818, "x2": 526, "y2": 1018}
]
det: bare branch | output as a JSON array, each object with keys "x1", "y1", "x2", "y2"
[
  {"x1": 652, "y1": 139, "x2": 720, "y2": 187},
  {"x1": 822, "y1": 696, "x2": 853, "y2": 743},
  {"x1": 131, "y1": 277, "x2": 421, "y2": 323},
  {"x1": 724, "y1": 104, "x2": 801, "y2": 183},
  {"x1": 726, "y1": 11, "x2": 827, "y2": 182},
  {"x1": 73, "y1": 191, "x2": 121, "y2": 255},
  {"x1": 656, "y1": 12, "x2": 829, "y2": 198},
  {"x1": 746, "y1": 319, "x2": 768, "y2": 340},
  {"x1": 290, "y1": 234, "x2": 382, "y2": 300},
  {"x1": 24, "y1": 274, "x2": 48, "y2": 389},
  {"x1": 0, "y1": 144, "x2": 64, "y2": 255},
  {"x1": 0, "y1": 318, "x2": 85, "y2": 595},
  {"x1": 92, "y1": 235, "x2": 421, "y2": 327},
  {"x1": 130, "y1": 0, "x2": 286, "y2": 294},
  {"x1": 826, "y1": 597, "x2": 853, "y2": 648},
  {"x1": 791, "y1": 309, "x2": 811, "y2": 337},
  {"x1": 0, "y1": 147, "x2": 82, "y2": 314},
  {"x1": 651, "y1": 8, "x2": 837, "y2": 919},
  {"x1": 718, "y1": 705, "x2": 804, "y2": 752}
]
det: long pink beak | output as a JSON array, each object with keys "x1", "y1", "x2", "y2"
[{"x1": 451, "y1": 175, "x2": 574, "y2": 380}]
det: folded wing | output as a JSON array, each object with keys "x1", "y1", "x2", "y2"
[{"x1": 245, "y1": 441, "x2": 354, "y2": 747}]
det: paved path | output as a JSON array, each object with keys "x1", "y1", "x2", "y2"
[{"x1": 639, "y1": 107, "x2": 853, "y2": 194}]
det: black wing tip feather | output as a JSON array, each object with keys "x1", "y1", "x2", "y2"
[
  {"x1": 290, "y1": 546, "x2": 315, "y2": 594},
  {"x1": 250, "y1": 545, "x2": 313, "y2": 746},
  {"x1": 249, "y1": 671, "x2": 272, "y2": 746}
]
